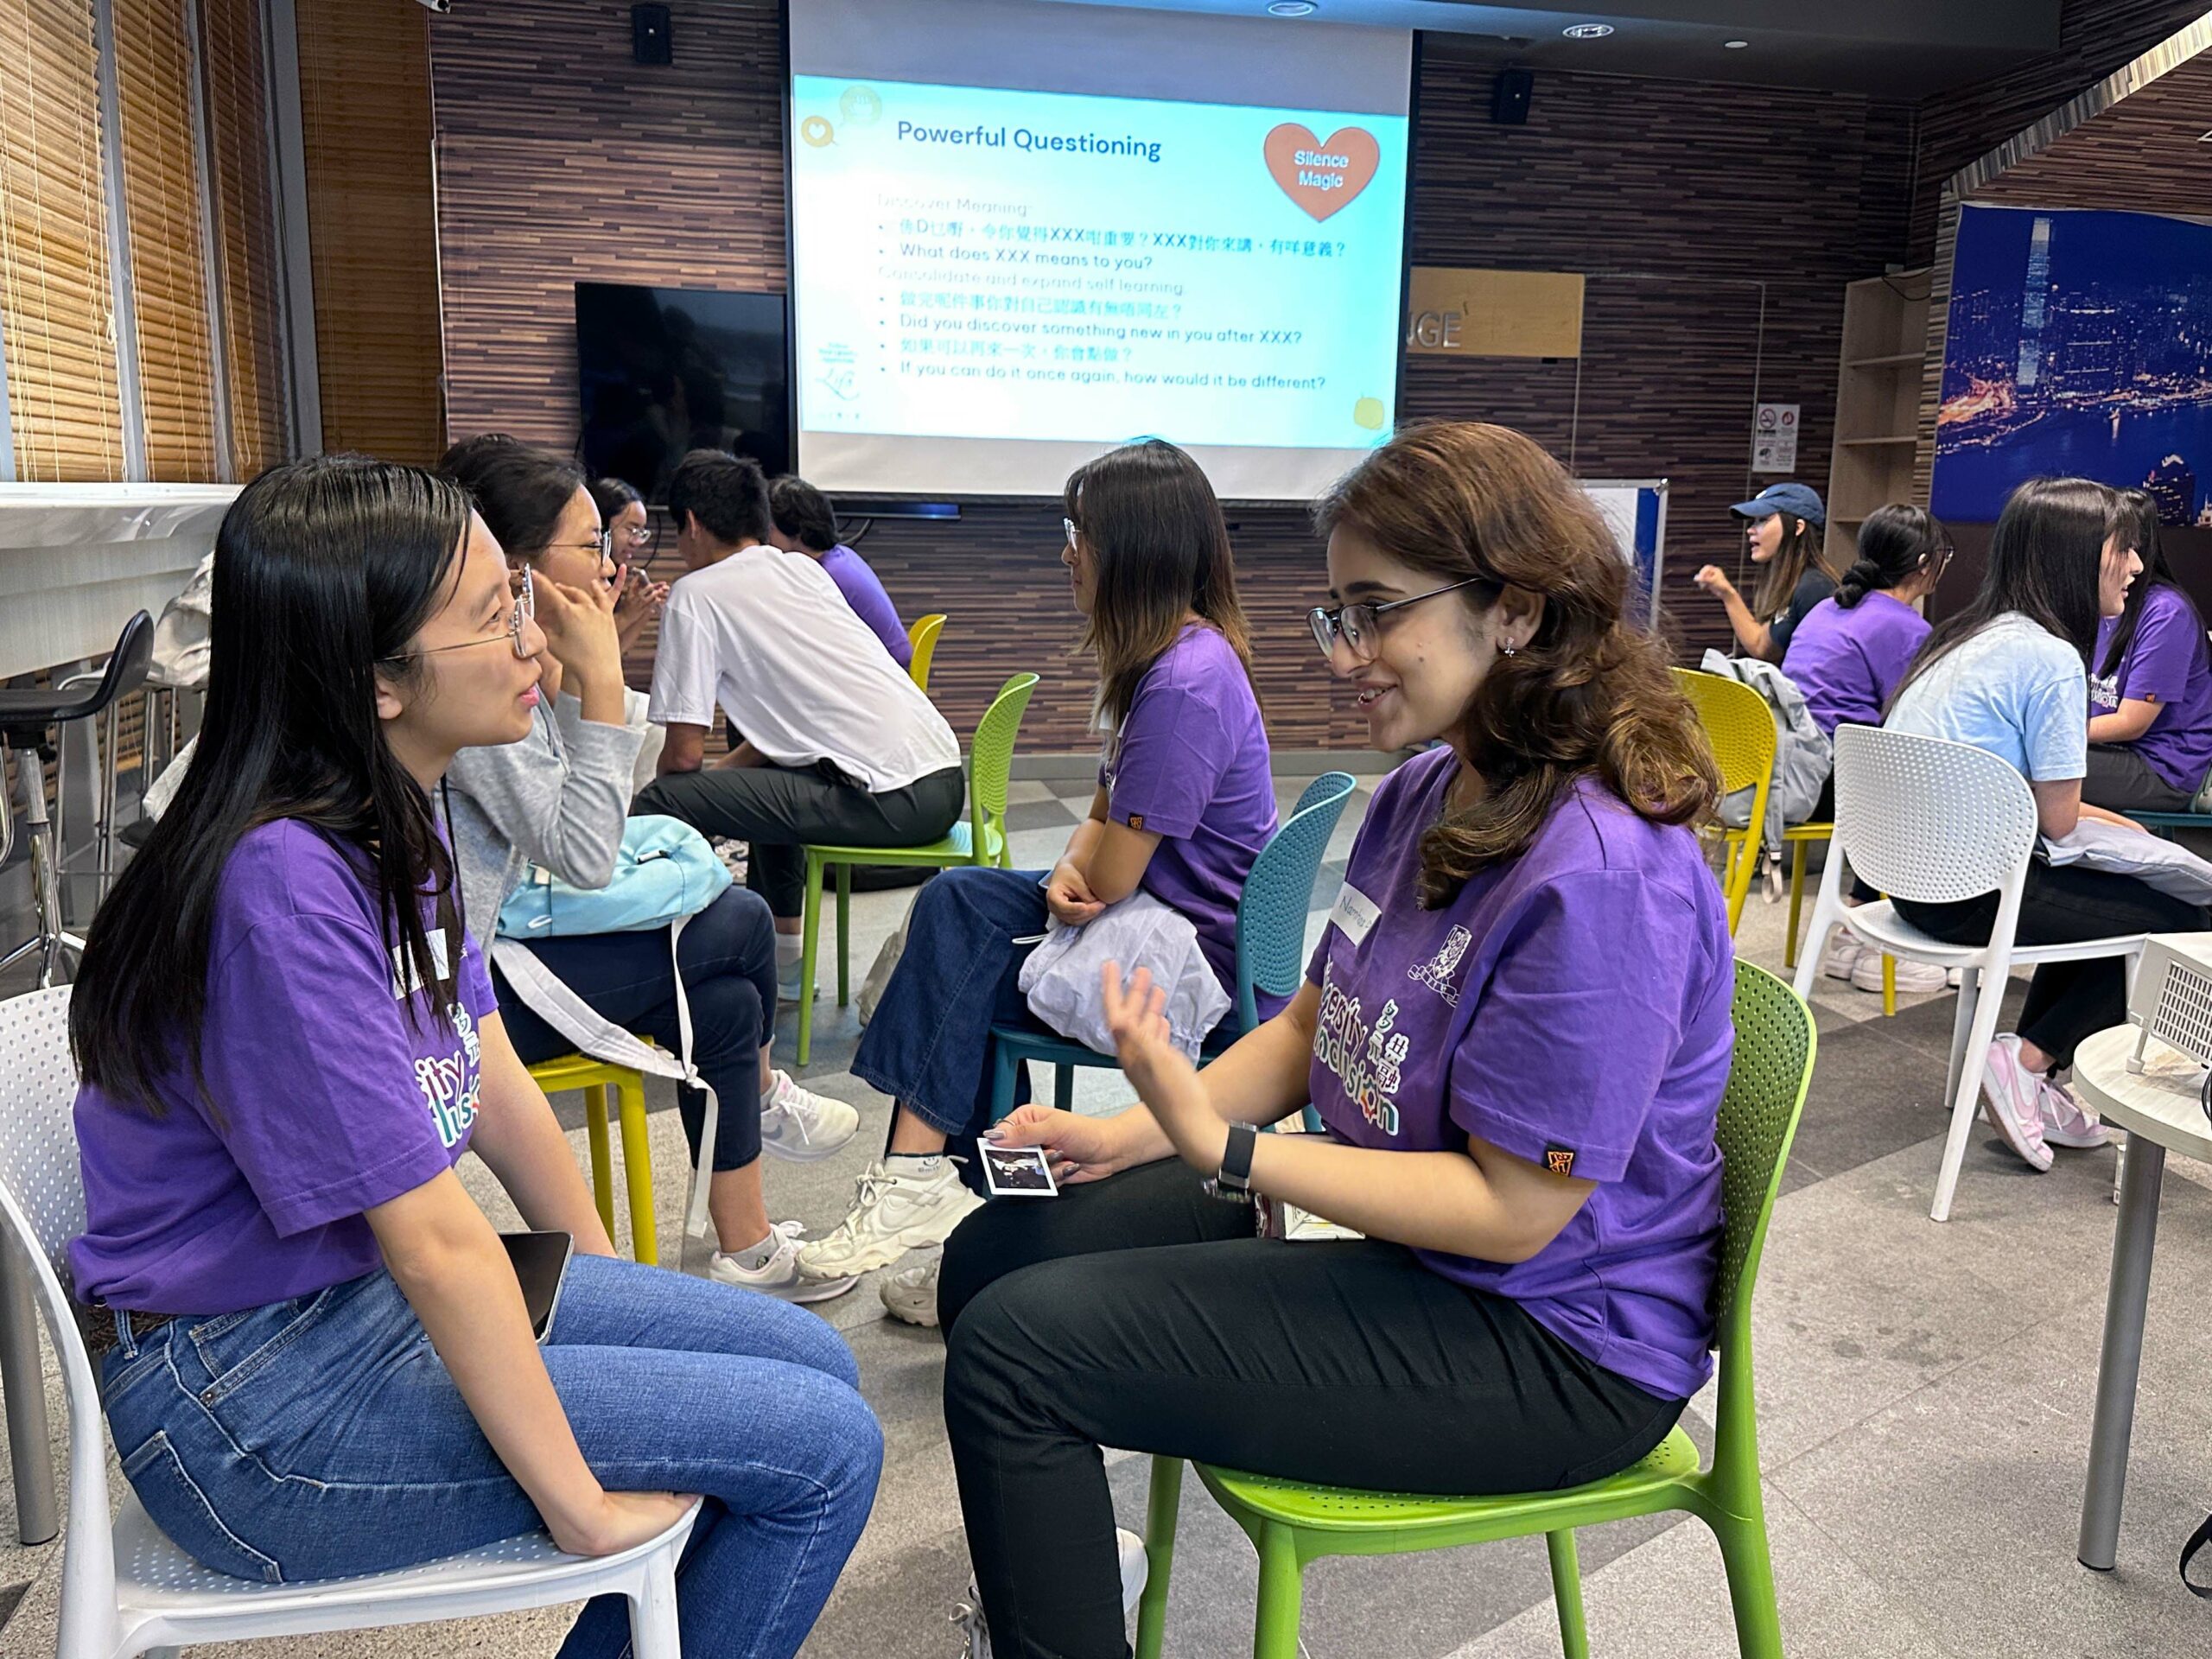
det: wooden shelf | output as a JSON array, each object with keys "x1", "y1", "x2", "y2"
[
  {"x1": 1847, "y1": 351, "x2": 1926, "y2": 369},
  {"x1": 1826, "y1": 267, "x2": 1933, "y2": 571},
  {"x1": 1840, "y1": 435, "x2": 1917, "y2": 448}
]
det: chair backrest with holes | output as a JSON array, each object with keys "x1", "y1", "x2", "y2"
[
  {"x1": 1831, "y1": 724, "x2": 2038, "y2": 905},
  {"x1": 965, "y1": 672, "x2": 1040, "y2": 866},
  {"x1": 0, "y1": 986, "x2": 122, "y2": 1648},
  {"x1": 1708, "y1": 961, "x2": 1814, "y2": 1510},
  {"x1": 1233, "y1": 772, "x2": 1357, "y2": 1029}
]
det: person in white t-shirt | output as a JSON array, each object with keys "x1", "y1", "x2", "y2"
[{"x1": 634, "y1": 451, "x2": 964, "y2": 996}]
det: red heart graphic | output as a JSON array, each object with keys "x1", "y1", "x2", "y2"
[{"x1": 1264, "y1": 124, "x2": 1380, "y2": 223}]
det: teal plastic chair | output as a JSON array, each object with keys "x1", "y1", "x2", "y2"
[
  {"x1": 796, "y1": 671, "x2": 1038, "y2": 1065},
  {"x1": 985, "y1": 772, "x2": 1357, "y2": 1122},
  {"x1": 1135, "y1": 960, "x2": 1815, "y2": 1659}
]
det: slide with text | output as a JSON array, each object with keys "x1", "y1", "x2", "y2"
[{"x1": 790, "y1": 75, "x2": 1409, "y2": 454}]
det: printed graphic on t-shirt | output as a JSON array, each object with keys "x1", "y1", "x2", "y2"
[
  {"x1": 416, "y1": 1001, "x2": 482, "y2": 1150},
  {"x1": 1407, "y1": 925, "x2": 1472, "y2": 1006},
  {"x1": 1314, "y1": 963, "x2": 1408, "y2": 1135}
]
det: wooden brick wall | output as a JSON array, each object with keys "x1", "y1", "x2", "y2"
[{"x1": 425, "y1": 0, "x2": 2164, "y2": 753}]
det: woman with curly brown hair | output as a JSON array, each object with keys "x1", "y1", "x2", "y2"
[{"x1": 938, "y1": 422, "x2": 1736, "y2": 1659}]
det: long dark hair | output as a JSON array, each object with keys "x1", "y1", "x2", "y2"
[
  {"x1": 1317, "y1": 422, "x2": 1718, "y2": 906},
  {"x1": 1895, "y1": 476, "x2": 2118, "y2": 702},
  {"x1": 588, "y1": 475, "x2": 643, "y2": 526},
  {"x1": 71, "y1": 455, "x2": 474, "y2": 1111},
  {"x1": 2098, "y1": 486, "x2": 2192, "y2": 680},
  {"x1": 438, "y1": 435, "x2": 585, "y2": 561},
  {"x1": 1064, "y1": 440, "x2": 1254, "y2": 731},
  {"x1": 1837, "y1": 505, "x2": 1944, "y2": 610},
  {"x1": 1748, "y1": 503, "x2": 1834, "y2": 620}
]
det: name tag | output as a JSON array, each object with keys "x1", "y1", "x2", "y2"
[
  {"x1": 1328, "y1": 881, "x2": 1380, "y2": 946},
  {"x1": 392, "y1": 928, "x2": 450, "y2": 999}
]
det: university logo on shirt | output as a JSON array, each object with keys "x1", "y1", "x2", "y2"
[{"x1": 1408, "y1": 926, "x2": 1472, "y2": 1006}]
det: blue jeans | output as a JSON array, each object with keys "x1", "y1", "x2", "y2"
[
  {"x1": 99, "y1": 1255, "x2": 881, "y2": 1658},
  {"x1": 852, "y1": 865, "x2": 1050, "y2": 1154},
  {"x1": 494, "y1": 886, "x2": 779, "y2": 1171}
]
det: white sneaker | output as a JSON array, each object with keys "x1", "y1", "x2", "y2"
[
  {"x1": 709, "y1": 1230, "x2": 857, "y2": 1303},
  {"x1": 777, "y1": 960, "x2": 820, "y2": 1004},
  {"x1": 798, "y1": 1160, "x2": 982, "y2": 1279},
  {"x1": 760, "y1": 1071, "x2": 860, "y2": 1161},
  {"x1": 953, "y1": 1529, "x2": 1148, "y2": 1656},
  {"x1": 1851, "y1": 955, "x2": 1948, "y2": 995},
  {"x1": 1819, "y1": 934, "x2": 1866, "y2": 981},
  {"x1": 2037, "y1": 1072, "x2": 2110, "y2": 1149},
  {"x1": 880, "y1": 1255, "x2": 941, "y2": 1327},
  {"x1": 1979, "y1": 1034, "x2": 2055, "y2": 1172}
]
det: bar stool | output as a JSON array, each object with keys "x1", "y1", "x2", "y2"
[{"x1": 0, "y1": 613, "x2": 154, "y2": 987}]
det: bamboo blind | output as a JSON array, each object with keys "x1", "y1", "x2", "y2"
[
  {"x1": 196, "y1": 0, "x2": 285, "y2": 474},
  {"x1": 0, "y1": 0, "x2": 125, "y2": 481},
  {"x1": 113, "y1": 0, "x2": 219, "y2": 480}
]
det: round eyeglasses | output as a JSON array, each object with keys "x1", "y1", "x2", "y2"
[
  {"x1": 1308, "y1": 576, "x2": 1497, "y2": 664},
  {"x1": 389, "y1": 565, "x2": 537, "y2": 663}
]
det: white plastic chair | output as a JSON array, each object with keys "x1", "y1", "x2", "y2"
[
  {"x1": 0, "y1": 986, "x2": 699, "y2": 1659},
  {"x1": 1792, "y1": 727, "x2": 2145, "y2": 1223}
]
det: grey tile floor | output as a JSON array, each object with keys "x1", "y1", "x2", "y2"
[{"x1": 5, "y1": 771, "x2": 2212, "y2": 1657}]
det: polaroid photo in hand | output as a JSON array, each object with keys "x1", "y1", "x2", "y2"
[{"x1": 980, "y1": 1144, "x2": 1060, "y2": 1198}]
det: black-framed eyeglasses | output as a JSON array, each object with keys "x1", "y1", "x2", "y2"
[
  {"x1": 388, "y1": 565, "x2": 536, "y2": 663},
  {"x1": 1927, "y1": 542, "x2": 1955, "y2": 586},
  {"x1": 1309, "y1": 576, "x2": 1497, "y2": 663}
]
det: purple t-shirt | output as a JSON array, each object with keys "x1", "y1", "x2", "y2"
[
  {"x1": 1305, "y1": 750, "x2": 1732, "y2": 1400},
  {"x1": 2091, "y1": 583, "x2": 2212, "y2": 793},
  {"x1": 69, "y1": 820, "x2": 496, "y2": 1315},
  {"x1": 1100, "y1": 623, "x2": 1280, "y2": 1017},
  {"x1": 1781, "y1": 591, "x2": 1930, "y2": 736},
  {"x1": 819, "y1": 544, "x2": 912, "y2": 670}
]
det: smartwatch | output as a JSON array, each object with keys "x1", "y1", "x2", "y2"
[{"x1": 1203, "y1": 1121, "x2": 1258, "y2": 1203}]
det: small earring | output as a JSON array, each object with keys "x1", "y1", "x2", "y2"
[{"x1": 1499, "y1": 640, "x2": 1518, "y2": 658}]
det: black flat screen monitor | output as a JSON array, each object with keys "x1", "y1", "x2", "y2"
[{"x1": 575, "y1": 282, "x2": 791, "y2": 505}]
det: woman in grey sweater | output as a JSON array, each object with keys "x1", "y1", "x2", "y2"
[{"x1": 442, "y1": 437, "x2": 861, "y2": 1303}]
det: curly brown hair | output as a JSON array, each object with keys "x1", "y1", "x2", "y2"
[{"x1": 1316, "y1": 422, "x2": 1719, "y2": 906}]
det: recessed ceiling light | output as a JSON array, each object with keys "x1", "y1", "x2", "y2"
[
  {"x1": 1724, "y1": 39, "x2": 1750, "y2": 48},
  {"x1": 1561, "y1": 22, "x2": 1614, "y2": 38},
  {"x1": 1266, "y1": 1, "x2": 1317, "y2": 14}
]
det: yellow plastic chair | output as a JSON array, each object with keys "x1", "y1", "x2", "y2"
[
  {"x1": 907, "y1": 613, "x2": 947, "y2": 693},
  {"x1": 527, "y1": 1053, "x2": 658, "y2": 1265},
  {"x1": 1669, "y1": 668, "x2": 1890, "y2": 1003},
  {"x1": 795, "y1": 671, "x2": 1039, "y2": 1064}
]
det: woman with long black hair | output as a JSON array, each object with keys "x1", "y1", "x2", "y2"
[
  {"x1": 440, "y1": 436, "x2": 861, "y2": 1303},
  {"x1": 2086, "y1": 486, "x2": 2212, "y2": 813},
  {"x1": 1693, "y1": 481, "x2": 1837, "y2": 662},
  {"x1": 1885, "y1": 477, "x2": 2203, "y2": 1172},
  {"x1": 942, "y1": 423, "x2": 1733, "y2": 1657},
  {"x1": 797, "y1": 440, "x2": 1278, "y2": 1326},
  {"x1": 67, "y1": 455, "x2": 880, "y2": 1655}
]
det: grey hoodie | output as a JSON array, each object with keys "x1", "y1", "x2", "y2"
[{"x1": 445, "y1": 690, "x2": 649, "y2": 940}]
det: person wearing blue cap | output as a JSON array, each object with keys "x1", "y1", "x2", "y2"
[{"x1": 1694, "y1": 481, "x2": 1839, "y2": 662}]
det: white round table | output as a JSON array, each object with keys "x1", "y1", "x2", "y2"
[{"x1": 2070, "y1": 1023, "x2": 2212, "y2": 1572}]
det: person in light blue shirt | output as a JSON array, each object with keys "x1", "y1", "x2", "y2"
[{"x1": 1883, "y1": 477, "x2": 2202, "y2": 1173}]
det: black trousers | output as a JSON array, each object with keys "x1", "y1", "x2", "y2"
[
  {"x1": 634, "y1": 762, "x2": 964, "y2": 919},
  {"x1": 2083, "y1": 743, "x2": 2194, "y2": 814},
  {"x1": 490, "y1": 886, "x2": 777, "y2": 1170},
  {"x1": 939, "y1": 1160, "x2": 1682, "y2": 1659},
  {"x1": 1895, "y1": 862, "x2": 2206, "y2": 1069}
]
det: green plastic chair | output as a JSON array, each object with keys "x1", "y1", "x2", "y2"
[
  {"x1": 1134, "y1": 959, "x2": 1814, "y2": 1659},
  {"x1": 794, "y1": 671, "x2": 1039, "y2": 1065}
]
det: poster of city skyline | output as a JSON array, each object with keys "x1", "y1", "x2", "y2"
[{"x1": 1932, "y1": 205, "x2": 2212, "y2": 527}]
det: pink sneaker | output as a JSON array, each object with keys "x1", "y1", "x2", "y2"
[
  {"x1": 2037, "y1": 1072, "x2": 2109, "y2": 1150},
  {"x1": 1979, "y1": 1036, "x2": 2054, "y2": 1172}
]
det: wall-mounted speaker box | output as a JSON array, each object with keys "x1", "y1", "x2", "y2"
[
  {"x1": 1491, "y1": 67, "x2": 1534, "y2": 125},
  {"x1": 632, "y1": 3, "x2": 671, "y2": 65}
]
